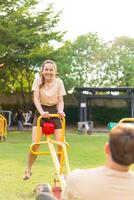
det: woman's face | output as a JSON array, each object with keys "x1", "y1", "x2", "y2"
[{"x1": 42, "y1": 63, "x2": 56, "y2": 81}]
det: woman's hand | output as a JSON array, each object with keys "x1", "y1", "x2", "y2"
[
  {"x1": 58, "y1": 111, "x2": 65, "y2": 118},
  {"x1": 40, "y1": 111, "x2": 50, "y2": 118}
]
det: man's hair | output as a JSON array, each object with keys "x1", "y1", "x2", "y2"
[{"x1": 109, "y1": 123, "x2": 134, "y2": 166}]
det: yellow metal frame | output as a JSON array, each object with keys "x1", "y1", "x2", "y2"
[
  {"x1": 119, "y1": 118, "x2": 134, "y2": 123},
  {"x1": 30, "y1": 114, "x2": 70, "y2": 192},
  {"x1": 0, "y1": 114, "x2": 7, "y2": 142}
]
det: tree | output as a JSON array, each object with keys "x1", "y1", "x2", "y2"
[
  {"x1": 52, "y1": 40, "x2": 75, "y2": 92},
  {"x1": 101, "y1": 37, "x2": 134, "y2": 86},
  {"x1": 54, "y1": 35, "x2": 134, "y2": 90},
  {"x1": 0, "y1": 0, "x2": 64, "y2": 108},
  {"x1": 54, "y1": 33, "x2": 103, "y2": 92}
]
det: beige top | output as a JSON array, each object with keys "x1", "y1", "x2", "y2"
[
  {"x1": 32, "y1": 76, "x2": 66, "y2": 106},
  {"x1": 62, "y1": 166, "x2": 134, "y2": 200}
]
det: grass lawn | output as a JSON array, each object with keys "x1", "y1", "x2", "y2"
[{"x1": 0, "y1": 130, "x2": 108, "y2": 200}]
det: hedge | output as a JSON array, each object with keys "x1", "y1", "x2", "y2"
[{"x1": 0, "y1": 104, "x2": 130, "y2": 126}]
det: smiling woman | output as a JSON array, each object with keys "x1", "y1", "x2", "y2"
[{"x1": 24, "y1": 59, "x2": 67, "y2": 180}]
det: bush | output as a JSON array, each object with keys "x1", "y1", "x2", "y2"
[
  {"x1": 64, "y1": 105, "x2": 79, "y2": 125},
  {"x1": 0, "y1": 104, "x2": 130, "y2": 126},
  {"x1": 91, "y1": 106, "x2": 129, "y2": 126}
]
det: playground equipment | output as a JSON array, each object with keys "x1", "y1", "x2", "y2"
[
  {"x1": 107, "y1": 122, "x2": 118, "y2": 130},
  {"x1": 108, "y1": 118, "x2": 134, "y2": 130},
  {"x1": 0, "y1": 110, "x2": 12, "y2": 127},
  {"x1": 119, "y1": 118, "x2": 134, "y2": 124},
  {"x1": 30, "y1": 114, "x2": 70, "y2": 200},
  {"x1": 0, "y1": 106, "x2": 12, "y2": 127},
  {"x1": 0, "y1": 114, "x2": 7, "y2": 142}
]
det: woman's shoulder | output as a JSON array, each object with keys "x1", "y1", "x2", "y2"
[
  {"x1": 34, "y1": 75, "x2": 42, "y2": 84},
  {"x1": 56, "y1": 77, "x2": 63, "y2": 84}
]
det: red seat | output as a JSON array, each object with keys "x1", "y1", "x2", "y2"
[{"x1": 42, "y1": 122, "x2": 55, "y2": 135}]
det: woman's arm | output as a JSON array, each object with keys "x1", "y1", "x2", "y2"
[{"x1": 57, "y1": 96, "x2": 65, "y2": 117}]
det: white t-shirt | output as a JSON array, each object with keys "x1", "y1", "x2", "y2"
[
  {"x1": 32, "y1": 76, "x2": 66, "y2": 106},
  {"x1": 62, "y1": 166, "x2": 134, "y2": 200}
]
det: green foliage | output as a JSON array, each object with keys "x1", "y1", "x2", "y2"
[
  {"x1": 55, "y1": 35, "x2": 134, "y2": 90},
  {"x1": 54, "y1": 41, "x2": 75, "y2": 91},
  {"x1": 101, "y1": 37, "x2": 134, "y2": 86},
  {"x1": 0, "y1": 103, "x2": 130, "y2": 126},
  {"x1": 1, "y1": 1, "x2": 134, "y2": 108},
  {"x1": 70, "y1": 33, "x2": 102, "y2": 87},
  {"x1": 55, "y1": 33, "x2": 103, "y2": 91},
  {"x1": 64, "y1": 105, "x2": 79, "y2": 124},
  {"x1": 64, "y1": 105, "x2": 130, "y2": 126},
  {"x1": 0, "y1": 0, "x2": 64, "y2": 108},
  {"x1": 92, "y1": 106, "x2": 129, "y2": 125}
]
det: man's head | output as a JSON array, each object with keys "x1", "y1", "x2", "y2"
[{"x1": 107, "y1": 123, "x2": 134, "y2": 166}]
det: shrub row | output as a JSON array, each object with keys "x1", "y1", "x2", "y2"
[{"x1": 1, "y1": 104, "x2": 130, "y2": 126}]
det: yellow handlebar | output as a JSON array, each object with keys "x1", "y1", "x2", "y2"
[
  {"x1": 36, "y1": 114, "x2": 65, "y2": 143},
  {"x1": 119, "y1": 118, "x2": 134, "y2": 123},
  {"x1": 37, "y1": 114, "x2": 63, "y2": 127}
]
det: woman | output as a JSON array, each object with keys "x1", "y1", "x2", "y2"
[{"x1": 24, "y1": 60, "x2": 66, "y2": 180}]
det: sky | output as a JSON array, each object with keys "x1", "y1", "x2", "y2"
[{"x1": 38, "y1": 0, "x2": 134, "y2": 42}]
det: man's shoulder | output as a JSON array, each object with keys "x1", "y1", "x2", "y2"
[
  {"x1": 129, "y1": 170, "x2": 134, "y2": 176},
  {"x1": 71, "y1": 166, "x2": 105, "y2": 174},
  {"x1": 67, "y1": 167, "x2": 105, "y2": 180}
]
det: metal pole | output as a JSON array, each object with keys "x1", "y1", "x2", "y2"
[{"x1": 131, "y1": 97, "x2": 134, "y2": 117}]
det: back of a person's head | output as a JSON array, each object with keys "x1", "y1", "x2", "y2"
[{"x1": 109, "y1": 123, "x2": 134, "y2": 166}]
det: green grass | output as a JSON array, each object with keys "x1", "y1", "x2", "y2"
[{"x1": 0, "y1": 130, "x2": 108, "y2": 200}]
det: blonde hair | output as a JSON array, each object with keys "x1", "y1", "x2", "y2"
[{"x1": 39, "y1": 60, "x2": 57, "y2": 87}]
